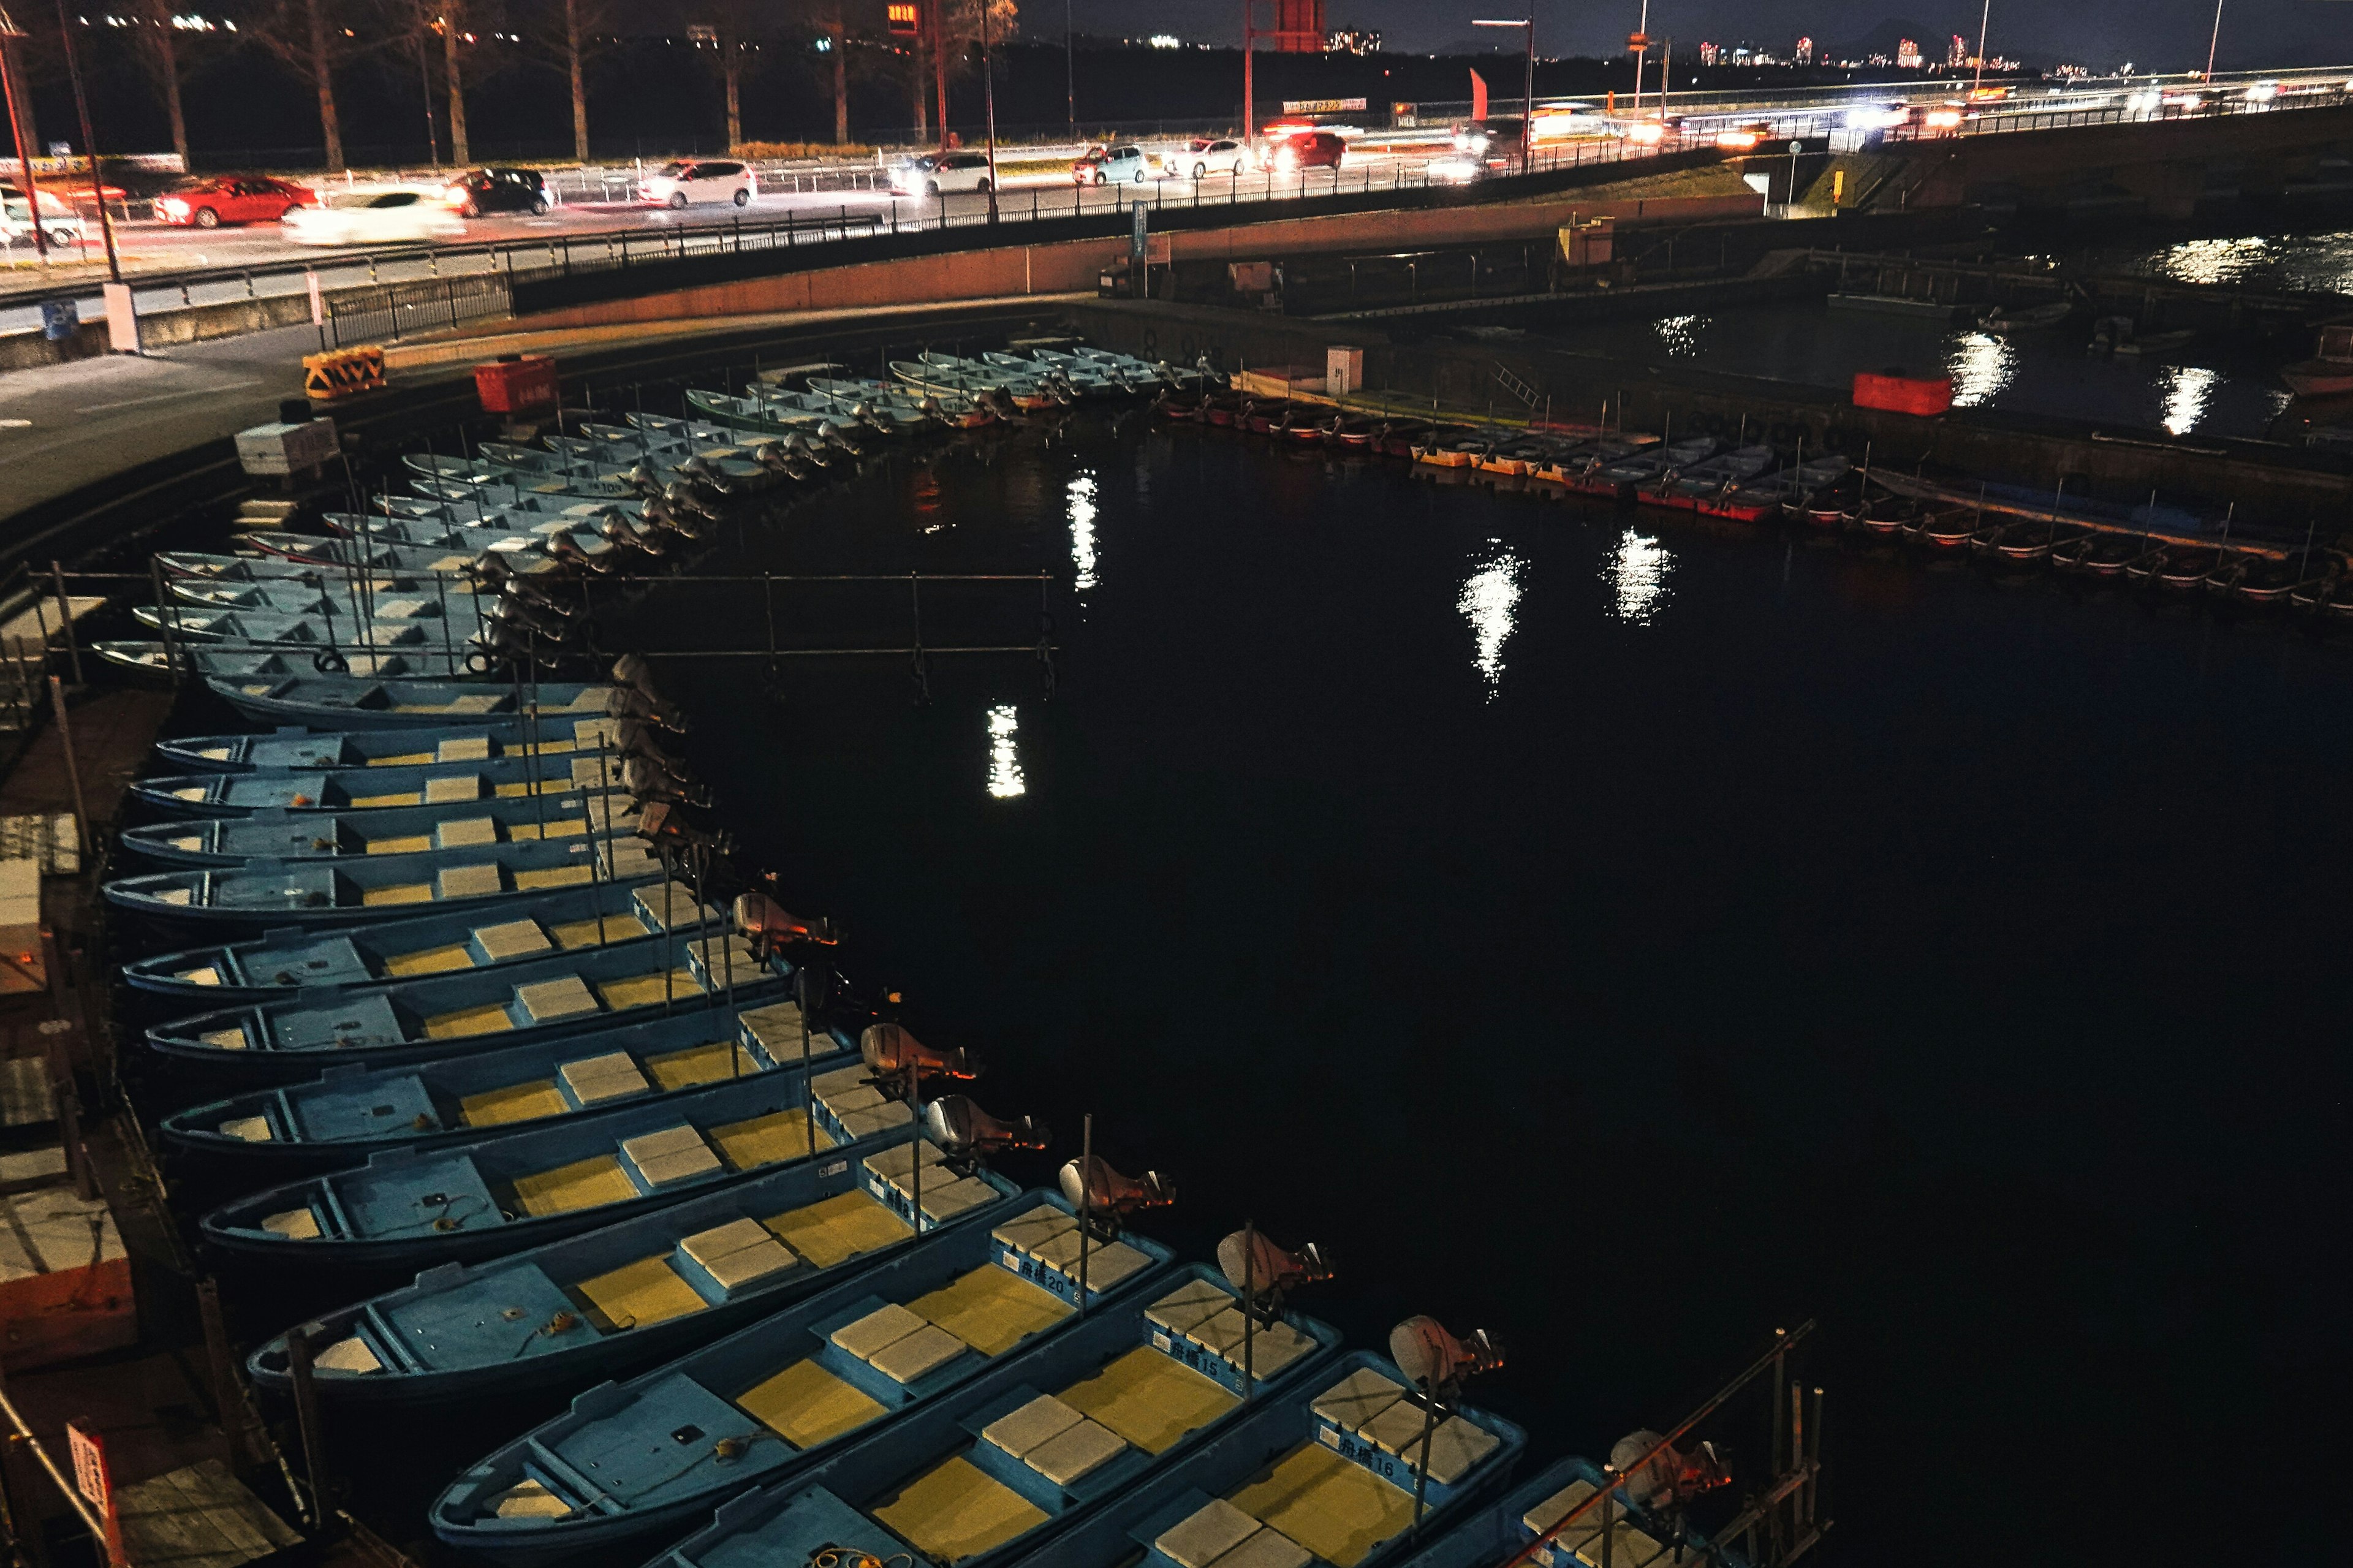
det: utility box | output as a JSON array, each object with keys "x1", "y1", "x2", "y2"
[
  {"x1": 475, "y1": 354, "x2": 559, "y2": 414},
  {"x1": 1326, "y1": 346, "x2": 1365, "y2": 398},
  {"x1": 234, "y1": 417, "x2": 338, "y2": 477},
  {"x1": 1557, "y1": 218, "x2": 1615, "y2": 268}
]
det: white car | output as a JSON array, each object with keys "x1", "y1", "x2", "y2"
[
  {"x1": 889, "y1": 152, "x2": 996, "y2": 197},
  {"x1": 2, "y1": 195, "x2": 81, "y2": 248},
  {"x1": 1165, "y1": 138, "x2": 1248, "y2": 179},
  {"x1": 637, "y1": 159, "x2": 757, "y2": 208},
  {"x1": 279, "y1": 188, "x2": 465, "y2": 246}
]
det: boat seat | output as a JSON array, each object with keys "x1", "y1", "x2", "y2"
[
  {"x1": 1156, "y1": 1499, "x2": 1263, "y2": 1568},
  {"x1": 198, "y1": 1026, "x2": 250, "y2": 1050},
  {"x1": 376, "y1": 598, "x2": 426, "y2": 618},
  {"x1": 509, "y1": 814, "x2": 588, "y2": 841},
  {"x1": 436, "y1": 817, "x2": 499, "y2": 849},
  {"x1": 868, "y1": 1323, "x2": 966, "y2": 1384},
  {"x1": 548, "y1": 912, "x2": 649, "y2": 949},
  {"x1": 621, "y1": 1126, "x2": 721, "y2": 1188},
  {"x1": 423, "y1": 1002, "x2": 512, "y2": 1040},
  {"x1": 517, "y1": 864, "x2": 594, "y2": 891},
  {"x1": 218, "y1": 1115, "x2": 273, "y2": 1142},
  {"x1": 598, "y1": 844, "x2": 657, "y2": 879},
  {"x1": 260, "y1": 1206, "x2": 320, "y2": 1240},
  {"x1": 436, "y1": 737, "x2": 491, "y2": 762},
  {"x1": 738, "y1": 1001, "x2": 807, "y2": 1058},
  {"x1": 1030, "y1": 1231, "x2": 1150, "y2": 1292},
  {"x1": 459, "y1": 1079, "x2": 566, "y2": 1127},
  {"x1": 1312, "y1": 1368, "x2": 1406, "y2": 1431},
  {"x1": 384, "y1": 941, "x2": 474, "y2": 977},
  {"x1": 488, "y1": 1480, "x2": 571, "y2": 1519},
  {"x1": 763, "y1": 1189, "x2": 910, "y2": 1269},
  {"x1": 735, "y1": 1359, "x2": 885, "y2": 1449},
  {"x1": 472, "y1": 920, "x2": 552, "y2": 961},
  {"x1": 1231, "y1": 1443, "x2": 1414, "y2": 1568},
  {"x1": 1216, "y1": 1527, "x2": 1314, "y2": 1568},
  {"x1": 438, "y1": 863, "x2": 505, "y2": 900},
  {"x1": 558, "y1": 1051, "x2": 650, "y2": 1107},
  {"x1": 1223, "y1": 1317, "x2": 1313, "y2": 1379},
  {"x1": 1026, "y1": 1415, "x2": 1126, "y2": 1485},
  {"x1": 1414, "y1": 1416, "x2": 1499, "y2": 1486},
  {"x1": 908, "y1": 1265, "x2": 1070, "y2": 1357},
  {"x1": 633, "y1": 887, "x2": 723, "y2": 932},
  {"x1": 991, "y1": 1206, "x2": 1075, "y2": 1255},
  {"x1": 349, "y1": 791, "x2": 423, "y2": 809},
  {"x1": 512, "y1": 1153, "x2": 635, "y2": 1215},
  {"x1": 710, "y1": 1110, "x2": 828, "y2": 1172},
  {"x1": 517, "y1": 975, "x2": 598, "y2": 1024},
  {"x1": 1146, "y1": 1278, "x2": 1231, "y2": 1338},
  {"x1": 577, "y1": 1254, "x2": 707, "y2": 1329},
  {"x1": 423, "y1": 775, "x2": 481, "y2": 805},
  {"x1": 1523, "y1": 1479, "x2": 1597, "y2": 1538},
  {"x1": 1358, "y1": 1395, "x2": 1446, "y2": 1458},
  {"x1": 919, "y1": 1176, "x2": 996, "y2": 1224},
  {"x1": 863, "y1": 1140, "x2": 946, "y2": 1192},
  {"x1": 314, "y1": 1335, "x2": 382, "y2": 1375},
  {"x1": 362, "y1": 881, "x2": 433, "y2": 907},
  {"x1": 365, "y1": 833, "x2": 433, "y2": 855},
  {"x1": 645, "y1": 1040, "x2": 760, "y2": 1091},
  {"x1": 831, "y1": 1301, "x2": 926, "y2": 1360},
  {"x1": 1063, "y1": 1346, "x2": 1236, "y2": 1455},
  {"x1": 839, "y1": 1102, "x2": 914, "y2": 1140},
  {"x1": 982, "y1": 1393, "x2": 1083, "y2": 1460},
  {"x1": 569, "y1": 759, "x2": 612, "y2": 790},
  {"x1": 814, "y1": 1066, "x2": 883, "y2": 1117},
  {"x1": 594, "y1": 968, "x2": 703, "y2": 1012},
  {"x1": 680, "y1": 1217, "x2": 798, "y2": 1292},
  {"x1": 873, "y1": 1456, "x2": 1047, "y2": 1565}
]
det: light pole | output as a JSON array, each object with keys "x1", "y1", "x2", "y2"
[
  {"x1": 0, "y1": 5, "x2": 47, "y2": 262},
  {"x1": 54, "y1": 0, "x2": 121, "y2": 279},
  {"x1": 1972, "y1": 0, "x2": 1990, "y2": 93},
  {"x1": 1064, "y1": 0, "x2": 1074, "y2": 134},
  {"x1": 2203, "y1": 0, "x2": 2223, "y2": 81},
  {"x1": 981, "y1": 0, "x2": 999, "y2": 221},
  {"x1": 1630, "y1": 0, "x2": 1648, "y2": 116},
  {"x1": 1472, "y1": 17, "x2": 1534, "y2": 176}
]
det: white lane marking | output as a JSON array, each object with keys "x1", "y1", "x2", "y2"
[
  {"x1": 0, "y1": 417, "x2": 32, "y2": 429},
  {"x1": 76, "y1": 378, "x2": 261, "y2": 412}
]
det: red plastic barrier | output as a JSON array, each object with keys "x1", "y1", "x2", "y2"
[
  {"x1": 1852, "y1": 371, "x2": 1953, "y2": 416},
  {"x1": 475, "y1": 354, "x2": 559, "y2": 414}
]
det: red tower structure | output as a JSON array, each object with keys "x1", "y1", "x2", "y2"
[{"x1": 1270, "y1": 0, "x2": 1325, "y2": 51}]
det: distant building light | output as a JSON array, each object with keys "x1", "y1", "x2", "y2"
[
  {"x1": 1148, "y1": 33, "x2": 1181, "y2": 48},
  {"x1": 686, "y1": 22, "x2": 716, "y2": 45},
  {"x1": 1325, "y1": 28, "x2": 1380, "y2": 55},
  {"x1": 1895, "y1": 38, "x2": 1922, "y2": 68}
]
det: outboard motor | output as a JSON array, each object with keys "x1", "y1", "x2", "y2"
[
  {"x1": 732, "y1": 890, "x2": 841, "y2": 955},
  {"x1": 635, "y1": 799, "x2": 732, "y2": 856},
  {"x1": 1196, "y1": 352, "x2": 1228, "y2": 389},
  {"x1": 923, "y1": 1096, "x2": 1050, "y2": 1159},
  {"x1": 1217, "y1": 1231, "x2": 1333, "y2": 1299},
  {"x1": 605, "y1": 684, "x2": 688, "y2": 733},
  {"x1": 1388, "y1": 1317, "x2": 1503, "y2": 1396},
  {"x1": 859, "y1": 1021, "x2": 979, "y2": 1083},
  {"x1": 622, "y1": 754, "x2": 712, "y2": 808},
  {"x1": 676, "y1": 454, "x2": 741, "y2": 496},
  {"x1": 612, "y1": 653, "x2": 662, "y2": 697},
  {"x1": 1608, "y1": 1432, "x2": 1730, "y2": 1512},
  {"x1": 782, "y1": 431, "x2": 832, "y2": 470},
  {"x1": 616, "y1": 724, "x2": 693, "y2": 784},
  {"x1": 1058, "y1": 1156, "x2": 1174, "y2": 1218},
  {"x1": 661, "y1": 479, "x2": 718, "y2": 521},
  {"x1": 915, "y1": 393, "x2": 950, "y2": 425},
  {"x1": 547, "y1": 534, "x2": 615, "y2": 574}
]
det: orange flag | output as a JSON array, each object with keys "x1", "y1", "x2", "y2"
[{"x1": 1471, "y1": 69, "x2": 1489, "y2": 121}]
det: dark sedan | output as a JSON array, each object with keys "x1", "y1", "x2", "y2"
[{"x1": 439, "y1": 168, "x2": 554, "y2": 218}]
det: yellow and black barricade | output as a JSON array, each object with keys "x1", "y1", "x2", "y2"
[{"x1": 303, "y1": 345, "x2": 387, "y2": 400}]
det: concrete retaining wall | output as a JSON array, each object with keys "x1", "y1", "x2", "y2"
[{"x1": 0, "y1": 290, "x2": 320, "y2": 375}]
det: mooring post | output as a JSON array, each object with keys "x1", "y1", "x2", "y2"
[
  {"x1": 195, "y1": 1278, "x2": 254, "y2": 1473},
  {"x1": 1240, "y1": 1219, "x2": 1256, "y2": 1402},
  {"x1": 1075, "y1": 1114, "x2": 1093, "y2": 1316},
  {"x1": 1411, "y1": 1388, "x2": 1437, "y2": 1529},
  {"x1": 149, "y1": 558, "x2": 180, "y2": 687},
  {"x1": 286, "y1": 1324, "x2": 333, "y2": 1529},
  {"x1": 906, "y1": 1061, "x2": 922, "y2": 1232},
  {"x1": 45, "y1": 681, "x2": 92, "y2": 892},
  {"x1": 48, "y1": 563, "x2": 81, "y2": 687}
]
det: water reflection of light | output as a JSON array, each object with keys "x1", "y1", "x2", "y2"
[
  {"x1": 1654, "y1": 314, "x2": 1707, "y2": 357},
  {"x1": 1947, "y1": 331, "x2": 2016, "y2": 408},
  {"x1": 2159, "y1": 236, "x2": 2268, "y2": 286},
  {"x1": 986, "y1": 705, "x2": 1026, "y2": 798},
  {"x1": 1609, "y1": 529, "x2": 1672, "y2": 624},
  {"x1": 1457, "y1": 545, "x2": 1523, "y2": 699},
  {"x1": 1067, "y1": 473, "x2": 1098, "y2": 592},
  {"x1": 2159, "y1": 365, "x2": 2220, "y2": 436}
]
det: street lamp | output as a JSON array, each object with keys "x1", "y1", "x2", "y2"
[
  {"x1": 2204, "y1": 0, "x2": 2223, "y2": 81},
  {"x1": 981, "y1": 0, "x2": 999, "y2": 221},
  {"x1": 0, "y1": 4, "x2": 48, "y2": 262},
  {"x1": 1471, "y1": 17, "x2": 1534, "y2": 176},
  {"x1": 1972, "y1": 0, "x2": 1991, "y2": 93}
]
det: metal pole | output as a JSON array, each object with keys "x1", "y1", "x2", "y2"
[
  {"x1": 1240, "y1": 1218, "x2": 1255, "y2": 1401},
  {"x1": 48, "y1": 566, "x2": 79, "y2": 687},
  {"x1": 45, "y1": 679, "x2": 90, "y2": 887},
  {"x1": 907, "y1": 1059, "x2": 923, "y2": 1227},
  {"x1": 981, "y1": 0, "x2": 999, "y2": 224},
  {"x1": 1973, "y1": 0, "x2": 1992, "y2": 93},
  {"x1": 285, "y1": 1325, "x2": 333, "y2": 1528},
  {"x1": 1075, "y1": 1113, "x2": 1092, "y2": 1312},
  {"x1": 148, "y1": 558, "x2": 180, "y2": 686},
  {"x1": 53, "y1": 0, "x2": 121, "y2": 280},
  {"x1": 1522, "y1": 17, "x2": 1534, "y2": 178},
  {"x1": 1411, "y1": 1388, "x2": 1437, "y2": 1528},
  {"x1": 0, "y1": 17, "x2": 52, "y2": 262},
  {"x1": 1064, "y1": 0, "x2": 1074, "y2": 132},
  {"x1": 2205, "y1": 0, "x2": 2224, "y2": 81}
]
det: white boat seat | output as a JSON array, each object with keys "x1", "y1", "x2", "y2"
[
  {"x1": 868, "y1": 1323, "x2": 966, "y2": 1384},
  {"x1": 599, "y1": 843, "x2": 657, "y2": 878},
  {"x1": 1311, "y1": 1366, "x2": 1406, "y2": 1430},
  {"x1": 423, "y1": 775, "x2": 480, "y2": 805},
  {"x1": 489, "y1": 1480, "x2": 570, "y2": 1519},
  {"x1": 982, "y1": 1394, "x2": 1083, "y2": 1460},
  {"x1": 473, "y1": 920, "x2": 552, "y2": 961},
  {"x1": 1146, "y1": 1278, "x2": 1231, "y2": 1337},
  {"x1": 436, "y1": 817, "x2": 499, "y2": 849},
  {"x1": 862, "y1": 1140, "x2": 946, "y2": 1189},
  {"x1": 840, "y1": 1101, "x2": 914, "y2": 1140},
  {"x1": 375, "y1": 599, "x2": 426, "y2": 618},
  {"x1": 991, "y1": 1206, "x2": 1075, "y2": 1254},
  {"x1": 1025, "y1": 1417, "x2": 1124, "y2": 1485},
  {"x1": 1358, "y1": 1395, "x2": 1444, "y2": 1456},
  {"x1": 1524, "y1": 1479, "x2": 1597, "y2": 1537},
  {"x1": 438, "y1": 863, "x2": 504, "y2": 899},
  {"x1": 1217, "y1": 1528, "x2": 1313, "y2": 1568},
  {"x1": 737, "y1": 1001, "x2": 806, "y2": 1058},
  {"x1": 919, "y1": 1176, "x2": 996, "y2": 1224},
  {"x1": 516, "y1": 976, "x2": 597, "y2": 1024},
  {"x1": 1155, "y1": 1499, "x2": 1263, "y2": 1568},
  {"x1": 199, "y1": 1026, "x2": 248, "y2": 1050},
  {"x1": 559, "y1": 1051, "x2": 651, "y2": 1106},
  {"x1": 680, "y1": 1216, "x2": 798, "y2": 1292},
  {"x1": 218, "y1": 1115, "x2": 273, "y2": 1142},
  {"x1": 569, "y1": 758, "x2": 613, "y2": 789},
  {"x1": 436, "y1": 737, "x2": 492, "y2": 762},
  {"x1": 620, "y1": 1124, "x2": 721, "y2": 1187},
  {"x1": 1418, "y1": 1415, "x2": 1501, "y2": 1485},
  {"x1": 832, "y1": 1301, "x2": 927, "y2": 1360},
  {"x1": 1230, "y1": 1318, "x2": 1313, "y2": 1377},
  {"x1": 314, "y1": 1335, "x2": 382, "y2": 1374},
  {"x1": 260, "y1": 1206, "x2": 320, "y2": 1240},
  {"x1": 633, "y1": 887, "x2": 722, "y2": 931}
]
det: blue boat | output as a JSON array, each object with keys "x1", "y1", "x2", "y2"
[
  {"x1": 200, "y1": 1056, "x2": 879, "y2": 1268},
  {"x1": 102, "y1": 836, "x2": 661, "y2": 930},
  {"x1": 324, "y1": 510, "x2": 640, "y2": 562},
  {"x1": 159, "y1": 999, "x2": 841, "y2": 1161},
  {"x1": 988, "y1": 1352, "x2": 1525, "y2": 1568},
  {"x1": 96, "y1": 641, "x2": 506, "y2": 682},
  {"x1": 151, "y1": 715, "x2": 620, "y2": 774},
  {"x1": 430, "y1": 1202, "x2": 1212, "y2": 1566},
  {"x1": 119, "y1": 876, "x2": 707, "y2": 1001},
  {"x1": 203, "y1": 676, "x2": 620, "y2": 731},
  {"x1": 1387, "y1": 1455, "x2": 1743, "y2": 1568},
  {"x1": 648, "y1": 1284, "x2": 1375, "y2": 1568},
  {"x1": 119, "y1": 792, "x2": 637, "y2": 866},
  {"x1": 159, "y1": 542, "x2": 568, "y2": 583},
  {"x1": 129, "y1": 754, "x2": 621, "y2": 816},
  {"x1": 154, "y1": 577, "x2": 500, "y2": 621},
  {"x1": 407, "y1": 453, "x2": 649, "y2": 500},
  {"x1": 144, "y1": 924, "x2": 770, "y2": 1077},
  {"x1": 243, "y1": 1140, "x2": 1020, "y2": 1405}
]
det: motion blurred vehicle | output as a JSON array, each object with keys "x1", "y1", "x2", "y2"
[
  {"x1": 156, "y1": 175, "x2": 317, "y2": 228},
  {"x1": 1616, "y1": 115, "x2": 1684, "y2": 144},
  {"x1": 1714, "y1": 121, "x2": 1775, "y2": 150},
  {"x1": 637, "y1": 159, "x2": 756, "y2": 208},
  {"x1": 2, "y1": 195, "x2": 80, "y2": 248},
  {"x1": 1165, "y1": 138, "x2": 1248, "y2": 178},
  {"x1": 1072, "y1": 145, "x2": 1149, "y2": 184},
  {"x1": 2245, "y1": 79, "x2": 2279, "y2": 104},
  {"x1": 1268, "y1": 131, "x2": 1346, "y2": 172},
  {"x1": 441, "y1": 167, "x2": 553, "y2": 217},
  {"x1": 280, "y1": 188, "x2": 466, "y2": 246},
  {"x1": 889, "y1": 151, "x2": 995, "y2": 197},
  {"x1": 1453, "y1": 117, "x2": 1524, "y2": 157}
]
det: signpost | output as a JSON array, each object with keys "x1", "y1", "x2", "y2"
[
  {"x1": 1130, "y1": 201, "x2": 1148, "y2": 298},
  {"x1": 66, "y1": 1422, "x2": 125, "y2": 1566}
]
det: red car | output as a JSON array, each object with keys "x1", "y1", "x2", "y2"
[
  {"x1": 155, "y1": 175, "x2": 317, "y2": 229},
  {"x1": 1267, "y1": 131, "x2": 1346, "y2": 172}
]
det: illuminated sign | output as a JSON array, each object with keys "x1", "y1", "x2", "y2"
[
  {"x1": 886, "y1": 2, "x2": 920, "y2": 37},
  {"x1": 1281, "y1": 97, "x2": 1366, "y2": 114}
]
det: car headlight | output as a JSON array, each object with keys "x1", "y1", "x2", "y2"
[
  {"x1": 159, "y1": 197, "x2": 188, "y2": 216},
  {"x1": 443, "y1": 187, "x2": 468, "y2": 206}
]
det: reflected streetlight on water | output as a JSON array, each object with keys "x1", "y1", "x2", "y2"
[
  {"x1": 986, "y1": 705, "x2": 1026, "y2": 798},
  {"x1": 1608, "y1": 529, "x2": 1672, "y2": 625},
  {"x1": 1067, "y1": 473, "x2": 1098, "y2": 594},
  {"x1": 1457, "y1": 545, "x2": 1523, "y2": 700}
]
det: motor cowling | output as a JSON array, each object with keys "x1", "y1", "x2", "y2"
[
  {"x1": 924, "y1": 1096, "x2": 1050, "y2": 1157},
  {"x1": 732, "y1": 890, "x2": 839, "y2": 950},
  {"x1": 1058, "y1": 1155, "x2": 1173, "y2": 1217},
  {"x1": 605, "y1": 684, "x2": 688, "y2": 733},
  {"x1": 860, "y1": 1021, "x2": 979, "y2": 1083},
  {"x1": 1388, "y1": 1316, "x2": 1503, "y2": 1395},
  {"x1": 623, "y1": 754, "x2": 711, "y2": 808},
  {"x1": 1608, "y1": 1432, "x2": 1731, "y2": 1510},
  {"x1": 1217, "y1": 1232, "x2": 1333, "y2": 1298},
  {"x1": 635, "y1": 798, "x2": 730, "y2": 855}
]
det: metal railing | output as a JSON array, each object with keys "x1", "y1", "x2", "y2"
[{"x1": 325, "y1": 271, "x2": 514, "y2": 348}]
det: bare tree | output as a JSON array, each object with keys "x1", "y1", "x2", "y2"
[
  {"x1": 513, "y1": 0, "x2": 616, "y2": 163},
  {"x1": 238, "y1": 0, "x2": 360, "y2": 169},
  {"x1": 436, "y1": 0, "x2": 468, "y2": 165},
  {"x1": 929, "y1": 0, "x2": 1013, "y2": 140},
  {"x1": 827, "y1": 2, "x2": 846, "y2": 144},
  {"x1": 694, "y1": 0, "x2": 763, "y2": 152},
  {"x1": 126, "y1": 0, "x2": 192, "y2": 169}
]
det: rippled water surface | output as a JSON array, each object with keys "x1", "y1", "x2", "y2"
[{"x1": 644, "y1": 419, "x2": 2346, "y2": 1566}]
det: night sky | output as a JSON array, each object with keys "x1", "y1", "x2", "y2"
[{"x1": 1066, "y1": 0, "x2": 2353, "y2": 72}]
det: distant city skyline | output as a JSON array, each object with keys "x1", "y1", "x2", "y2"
[{"x1": 1066, "y1": 0, "x2": 2352, "y2": 73}]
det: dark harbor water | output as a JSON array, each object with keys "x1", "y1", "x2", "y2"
[{"x1": 629, "y1": 419, "x2": 2345, "y2": 1567}]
